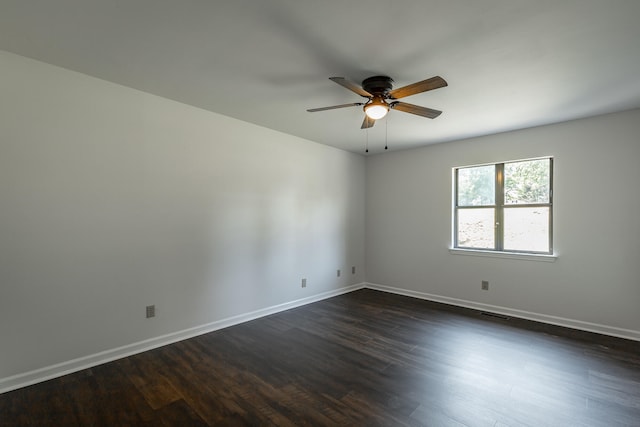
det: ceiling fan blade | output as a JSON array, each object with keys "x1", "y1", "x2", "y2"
[
  {"x1": 361, "y1": 115, "x2": 375, "y2": 129},
  {"x1": 307, "y1": 102, "x2": 363, "y2": 112},
  {"x1": 388, "y1": 76, "x2": 447, "y2": 100},
  {"x1": 329, "y1": 77, "x2": 373, "y2": 98},
  {"x1": 391, "y1": 102, "x2": 442, "y2": 119}
]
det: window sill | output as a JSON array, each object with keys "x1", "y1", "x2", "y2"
[{"x1": 449, "y1": 248, "x2": 557, "y2": 262}]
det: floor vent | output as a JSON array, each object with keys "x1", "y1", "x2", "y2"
[{"x1": 480, "y1": 311, "x2": 510, "y2": 320}]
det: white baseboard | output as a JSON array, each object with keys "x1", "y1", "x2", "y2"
[
  {"x1": 364, "y1": 282, "x2": 640, "y2": 342},
  {"x1": 4, "y1": 281, "x2": 637, "y2": 394},
  {"x1": 0, "y1": 283, "x2": 366, "y2": 394}
]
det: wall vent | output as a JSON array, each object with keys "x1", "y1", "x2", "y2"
[{"x1": 479, "y1": 311, "x2": 510, "y2": 320}]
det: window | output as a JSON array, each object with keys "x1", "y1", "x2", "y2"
[{"x1": 454, "y1": 157, "x2": 553, "y2": 254}]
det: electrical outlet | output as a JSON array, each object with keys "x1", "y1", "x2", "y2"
[
  {"x1": 337, "y1": 269, "x2": 341, "y2": 277},
  {"x1": 481, "y1": 280, "x2": 489, "y2": 291},
  {"x1": 146, "y1": 305, "x2": 155, "y2": 318},
  {"x1": 352, "y1": 266, "x2": 356, "y2": 274},
  {"x1": 301, "y1": 278, "x2": 307, "y2": 288}
]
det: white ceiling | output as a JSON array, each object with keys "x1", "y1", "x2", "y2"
[{"x1": 2, "y1": 0, "x2": 640, "y2": 154}]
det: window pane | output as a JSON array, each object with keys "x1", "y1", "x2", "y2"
[
  {"x1": 504, "y1": 159, "x2": 550, "y2": 204},
  {"x1": 503, "y1": 207, "x2": 550, "y2": 252},
  {"x1": 457, "y1": 165, "x2": 495, "y2": 206},
  {"x1": 457, "y1": 208, "x2": 495, "y2": 249}
]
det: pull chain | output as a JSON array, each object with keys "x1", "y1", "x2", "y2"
[
  {"x1": 384, "y1": 115, "x2": 388, "y2": 150},
  {"x1": 365, "y1": 128, "x2": 369, "y2": 153}
]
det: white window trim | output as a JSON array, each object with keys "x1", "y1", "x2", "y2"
[{"x1": 449, "y1": 248, "x2": 557, "y2": 262}]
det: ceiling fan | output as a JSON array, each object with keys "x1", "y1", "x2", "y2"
[{"x1": 307, "y1": 75, "x2": 447, "y2": 129}]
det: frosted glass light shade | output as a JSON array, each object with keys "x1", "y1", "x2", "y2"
[{"x1": 364, "y1": 103, "x2": 388, "y2": 120}]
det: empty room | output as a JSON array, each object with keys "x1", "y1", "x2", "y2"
[{"x1": 1, "y1": 1, "x2": 639, "y2": 426}]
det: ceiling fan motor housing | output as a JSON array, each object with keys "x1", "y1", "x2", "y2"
[{"x1": 362, "y1": 76, "x2": 394, "y2": 96}]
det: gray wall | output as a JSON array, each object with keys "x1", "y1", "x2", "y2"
[
  {"x1": 0, "y1": 51, "x2": 365, "y2": 384},
  {"x1": 366, "y1": 109, "x2": 640, "y2": 337}
]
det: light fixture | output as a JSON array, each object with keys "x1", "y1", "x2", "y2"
[{"x1": 364, "y1": 96, "x2": 389, "y2": 120}]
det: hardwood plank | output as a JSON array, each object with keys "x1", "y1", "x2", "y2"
[
  {"x1": 117, "y1": 352, "x2": 182, "y2": 410},
  {"x1": 154, "y1": 399, "x2": 209, "y2": 427}
]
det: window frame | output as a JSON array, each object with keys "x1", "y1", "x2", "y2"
[{"x1": 453, "y1": 157, "x2": 554, "y2": 255}]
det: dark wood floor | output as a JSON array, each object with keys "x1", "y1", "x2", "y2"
[{"x1": 2, "y1": 289, "x2": 639, "y2": 426}]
